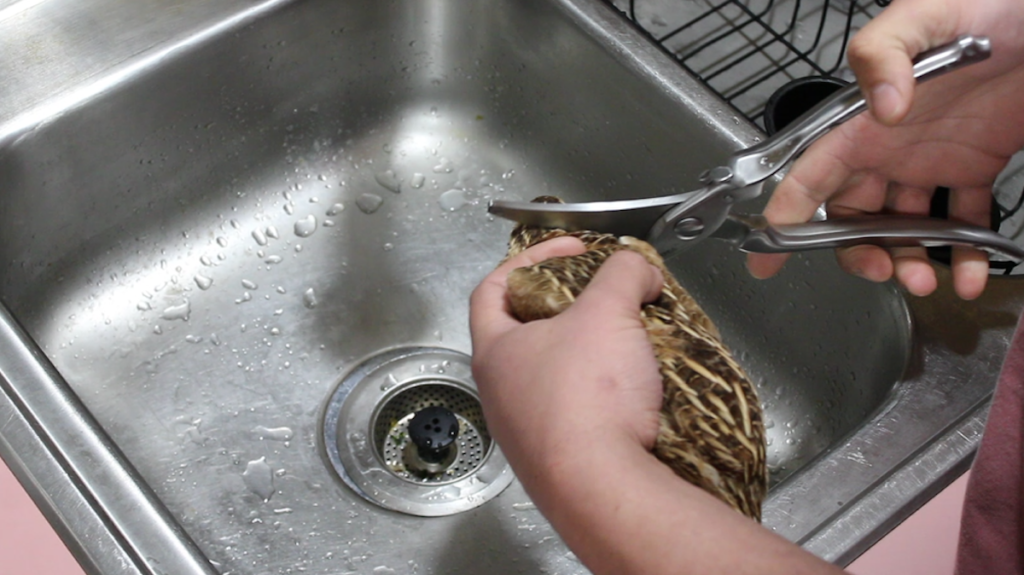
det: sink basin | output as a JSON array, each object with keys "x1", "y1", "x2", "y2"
[{"x1": 1, "y1": 0, "x2": 1022, "y2": 573}]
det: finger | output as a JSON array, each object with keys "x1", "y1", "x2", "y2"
[
  {"x1": 892, "y1": 247, "x2": 939, "y2": 296},
  {"x1": 766, "y1": 146, "x2": 859, "y2": 224},
  {"x1": 469, "y1": 236, "x2": 587, "y2": 345},
  {"x1": 747, "y1": 144, "x2": 857, "y2": 279},
  {"x1": 949, "y1": 187, "x2": 993, "y2": 299},
  {"x1": 835, "y1": 244, "x2": 894, "y2": 283},
  {"x1": 884, "y1": 184, "x2": 939, "y2": 295},
  {"x1": 884, "y1": 183, "x2": 933, "y2": 214},
  {"x1": 951, "y1": 246, "x2": 990, "y2": 300},
  {"x1": 830, "y1": 181, "x2": 926, "y2": 283},
  {"x1": 826, "y1": 171, "x2": 889, "y2": 217},
  {"x1": 804, "y1": 174, "x2": 891, "y2": 281},
  {"x1": 571, "y1": 250, "x2": 664, "y2": 317},
  {"x1": 845, "y1": 0, "x2": 959, "y2": 124},
  {"x1": 746, "y1": 252, "x2": 789, "y2": 280}
]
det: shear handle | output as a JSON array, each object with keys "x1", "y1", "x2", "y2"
[
  {"x1": 719, "y1": 214, "x2": 1024, "y2": 261},
  {"x1": 726, "y1": 35, "x2": 992, "y2": 189}
]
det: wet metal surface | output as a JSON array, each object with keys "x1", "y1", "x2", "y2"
[{"x1": 0, "y1": 0, "x2": 1020, "y2": 572}]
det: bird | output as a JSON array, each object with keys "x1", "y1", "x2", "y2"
[{"x1": 501, "y1": 196, "x2": 768, "y2": 521}]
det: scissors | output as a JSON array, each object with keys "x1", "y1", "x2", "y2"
[{"x1": 488, "y1": 35, "x2": 1024, "y2": 261}]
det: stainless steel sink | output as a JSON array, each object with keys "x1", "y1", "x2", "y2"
[{"x1": 1, "y1": 0, "x2": 1022, "y2": 573}]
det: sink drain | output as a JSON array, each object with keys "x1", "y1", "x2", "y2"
[{"x1": 322, "y1": 347, "x2": 513, "y2": 516}]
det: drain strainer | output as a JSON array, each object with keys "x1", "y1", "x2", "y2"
[{"x1": 322, "y1": 347, "x2": 513, "y2": 516}]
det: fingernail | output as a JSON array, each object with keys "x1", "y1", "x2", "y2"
[{"x1": 870, "y1": 83, "x2": 902, "y2": 124}]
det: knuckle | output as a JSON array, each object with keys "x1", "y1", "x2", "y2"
[{"x1": 845, "y1": 36, "x2": 874, "y2": 68}]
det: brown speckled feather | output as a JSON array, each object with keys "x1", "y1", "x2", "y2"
[{"x1": 503, "y1": 196, "x2": 768, "y2": 520}]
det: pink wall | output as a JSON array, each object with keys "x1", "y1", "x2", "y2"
[
  {"x1": 0, "y1": 459, "x2": 85, "y2": 575},
  {"x1": 848, "y1": 472, "x2": 969, "y2": 575}
]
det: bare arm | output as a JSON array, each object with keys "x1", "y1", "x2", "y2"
[{"x1": 470, "y1": 241, "x2": 844, "y2": 575}]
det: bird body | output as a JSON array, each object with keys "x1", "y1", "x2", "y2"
[{"x1": 503, "y1": 197, "x2": 768, "y2": 520}]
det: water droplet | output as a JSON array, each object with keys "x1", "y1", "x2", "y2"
[
  {"x1": 382, "y1": 242, "x2": 394, "y2": 251},
  {"x1": 374, "y1": 170, "x2": 402, "y2": 193},
  {"x1": 409, "y1": 173, "x2": 425, "y2": 189},
  {"x1": 294, "y1": 215, "x2": 318, "y2": 237},
  {"x1": 236, "y1": 292, "x2": 253, "y2": 304},
  {"x1": 432, "y1": 157, "x2": 454, "y2": 173},
  {"x1": 185, "y1": 334, "x2": 203, "y2": 344},
  {"x1": 356, "y1": 193, "x2": 384, "y2": 214},
  {"x1": 326, "y1": 202, "x2": 345, "y2": 216},
  {"x1": 439, "y1": 189, "x2": 467, "y2": 211},
  {"x1": 199, "y1": 255, "x2": 213, "y2": 266},
  {"x1": 303, "y1": 288, "x2": 318, "y2": 309},
  {"x1": 254, "y1": 426, "x2": 294, "y2": 442},
  {"x1": 216, "y1": 236, "x2": 228, "y2": 247},
  {"x1": 265, "y1": 255, "x2": 283, "y2": 264},
  {"x1": 265, "y1": 225, "x2": 280, "y2": 240},
  {"x1": 242, "y1": 457, "x2": 276, "y2": 501},
  {"x1": 242, "y1": 279, "x2": 258, "y2": 290},
  {"x1": 380, "y1": 374, "x2": 400, "y2": 391},
  {"x1": 284, "y1": 203, "x2": 295, "y2": 215},
  {"x1": 252, "y1": 229, "x2": 268, "y2": 246},
  {"x1": 137, "y1": 301, "x2": 153, "y2": 311},
  {"x1": 373, "y1": 567, "x2": 396, "y2": 575},
  {"x1": 161, "y1": 300, "x2": 191, "y2": 321},
  {"x1": 194, "y1": 274, "x2": 214, "y2": 290},
  {"x1": 275, "y1": 286, "x2": 287, "y2": 294}
]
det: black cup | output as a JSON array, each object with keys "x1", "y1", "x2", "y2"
[{"x1": 763, "y1": 76, "x2": 849, "y2": 135}]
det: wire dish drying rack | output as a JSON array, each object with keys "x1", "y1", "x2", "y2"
[
  {"x1": 600, "y1": 0, "x2": 1024, "y2": 274},
  {"x1": 602, "y1": 0, "x2": 888, "y2": 125}
]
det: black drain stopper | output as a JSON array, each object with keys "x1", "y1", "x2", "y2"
[{"x1": 408, "y1": 405, "x2": 460, "y2": 464}]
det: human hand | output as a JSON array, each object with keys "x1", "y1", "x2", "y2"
[
  {"x1": 747, "y1": 0, "x2": 1024, "y2": 299},
  {"x1": 469, "y1": 238, "x2": 664, "y2": 498},
  {"x1": 470, "y1": 241, "x2": 845, "y2": 575}
]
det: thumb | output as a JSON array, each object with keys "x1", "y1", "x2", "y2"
[
  {"x1": 846, "y1": 0, "x2": 958, "y2": 124},
  {"x1": 571, "y1": 250, "x2": 664, "y2": 316}
]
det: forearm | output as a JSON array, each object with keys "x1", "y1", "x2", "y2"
[{"x1": 525, "y1": 436, "x2": 845, "y2": 575}]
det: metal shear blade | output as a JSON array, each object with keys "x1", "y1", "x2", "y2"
[{"x1": 486, "y1": 191, "x2": 698, "y2": 240}]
